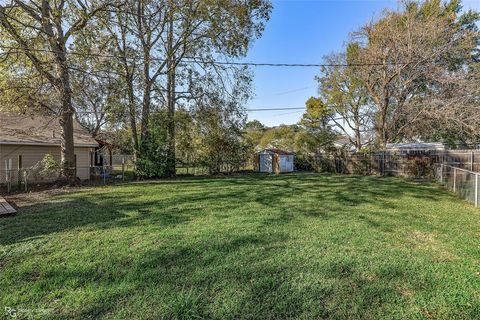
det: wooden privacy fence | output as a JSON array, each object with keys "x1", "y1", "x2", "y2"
[
  {"x1": 380, "y1": 150, "x2": 480, "y2": 176},
  {"x1": 312, "y1": 150, "x2": 480, "y2": 177},
  {"x1": 310, "y1": 149, "x2": 480, "y2": 207}
]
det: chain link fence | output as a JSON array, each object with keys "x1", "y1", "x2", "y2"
[
  {"x1": 298, "y1": 150, "x2": 480, "y2": 208},
  {"x1": 3, "y1": 150, "x2": 480, "y2": 208},
  {"x1": 304, "y1": 150, "x2": 480, "y2": 177},
  {"x1": 436, "y1": 164, "x2": 479, "y2": 207},
  {"x1": 1, "y1": 163, "x2": 135, "y2": 193},
  {"x1": 1, "y1": 155, "x2": 256, "y2": 193}
]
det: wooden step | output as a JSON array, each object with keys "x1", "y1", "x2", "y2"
[{"x1": 0, "y1": 197, "x2": 16, "y2": 215}]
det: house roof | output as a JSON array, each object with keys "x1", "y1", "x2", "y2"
[
  {"x1": 386, "y1": 142, "x2": 445, "y2": 151},
  {"x1": 333, "y1": 137, "x2": 352, "y2": 147},
  {"x1": 258, "y1": 148, "x2": 295, "y2": 155},
  {"x1": 0, "y1": 113, "x2": 98, "y2": 147}
]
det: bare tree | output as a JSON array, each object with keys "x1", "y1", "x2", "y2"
[{"x1": 351, "y1": 1, "x2": 479, "y2": 146}]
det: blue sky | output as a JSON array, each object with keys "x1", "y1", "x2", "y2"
[{"x1": 244, "y1": 0, "x2": 480, "y2": 127}]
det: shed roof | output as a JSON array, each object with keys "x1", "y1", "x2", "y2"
[
  {"x1": 0, "y1": 112, "x2": 98, "y2": 147},
  {"x1": 258, "y1": 148, "x2": 295, "y2": 155}
]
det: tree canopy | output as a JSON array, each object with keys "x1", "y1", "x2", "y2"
[{"x1": 314, "y1": 0, "x2": 479, "y2": 149}]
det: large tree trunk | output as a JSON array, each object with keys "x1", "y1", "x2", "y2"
[
  {"x1": 127, "y1": 77, "x2": 139, "y2": 163},
  {"x1": 59, "y1": 108, "x2": 76, "y2": 182},
  {"x1": 355, "y1": 127, "x2": 362, "y2": 150},
  {"x1": 164, "y1": 12, "x2": 176, "y2": 178},
  {"x1": 140, "y1": 57, "x2": 151, "y2": 148},
  {"x1": 55, "y1": 33, "x2": 77, "y2": 183},
  {"x1": 138, "y1": 0, "x2": 151, "y2": 150},
  {"x1": 372, "y1": 91, "x2": 388, "y2": 148},
  {"x1": 140, "y1": 80, "x2": 151, "y2": 148},
  {"x1": 376, "y1": 119, "x2": 387, "y2": 148},
  {"x1": 165, "y1": 58, "x2": 176, "y2": 177}
]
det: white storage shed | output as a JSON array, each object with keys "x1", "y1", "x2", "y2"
[{"x1": 255, "y1": 148, "x2": 294, "y2": 173}]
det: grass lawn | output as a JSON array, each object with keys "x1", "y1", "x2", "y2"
[{"x1": 1, "y1": 173, "x2": 479, "y2": 319}]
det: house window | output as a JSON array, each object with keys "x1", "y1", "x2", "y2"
[{"x1": 18, "y1": 155, "x2": 23, "y2": 169}]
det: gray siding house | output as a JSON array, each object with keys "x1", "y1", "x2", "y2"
[{"x1": 0, "y1": 113, "x2": 98, "y2": 181}]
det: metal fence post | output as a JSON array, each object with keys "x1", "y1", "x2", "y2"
[
  {"x1": 24, "y1": 169, "x2": 28, "y2": 192},
  {"x1": 471, "y1": 151, "x2": 474, "y2": 171},
  {"x1": 382, "y1": 151, "x2": 385, "y2": 176},
  {"x1": 453, "y1": 167, "x2": 457, "y2": 193},
  {"x1": 440, "y1": 164, "x2": 443, "y2": 184},
  {"x1": 475, "y1": 173, "x2": 478, "y2": 208},
  {"x1": 122, "y1": 156, "x2": 125, "y2": 181},
  {"x1": 6, "y1": 159, "x2": 12, "y2": 193}
]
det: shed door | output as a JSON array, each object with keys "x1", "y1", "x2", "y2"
[
  {"x1": 279, "y1": 155, "x2": 294, "y2": 172},
  {"x1": 259, "y1": 154, "x2": 272, "y2": 172},
  {"x1": 279, "y1": 155, "x2": 287, "y2": 172},
  {"x1": 287, "y1": 155, "x2": 294, "y2": 172}
]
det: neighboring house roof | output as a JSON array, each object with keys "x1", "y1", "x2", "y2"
[
  {"x1": 257, "y1": 148, "x2": 295, "y2": 155},
  {"x1": 0, "y1": 113, "x2": 98, "y2": 147},
  {"x1": 386, "y1": 142, "x2": 445, "y2": 151},
  {"x1": 333, "y1": 137, "x2": 352, "y2": 148}
]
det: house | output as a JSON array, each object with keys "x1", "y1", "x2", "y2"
[
  {"x1": 386, "y1": 142, "x2": 445, "y2": 153},
  {"x1": 0, "y1": 113, "x2": 98, "y2": 182},
  {"x1": 333, "y1": 136, "x2": 354, "y2": 150},
  {"x1": 333, "y1": 136, "x2": 373, "y2": 152},
  {"x1": 254, "y1": 148, "x2": 295, "y2": 173}
]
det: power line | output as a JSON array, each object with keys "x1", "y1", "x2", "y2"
[
  {"x1": 246, "y1": 107, "x2": 305, "y2": 111},
  {"x1": 76, "y1": 107, "x2": 306, "y2": 114},
  {"x1": 274, "y1": 85, "x2": 317, "y2": 96},
  {"x1": 76, "y1": 108, "x2": 350, "y2": 123},
  {"x1": 272, "y1": 110, "x2": 305, "y2": 117},
  {"x1": 0, "y1": 45, "x2": 445, "y2": 68}
]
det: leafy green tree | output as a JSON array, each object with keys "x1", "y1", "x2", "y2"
[
  {"x1": 175, "y1": 109, "x2": 197, "y2": 167},
  {"x1": 70, "y1": 29, "x2": 125, "y2": 137},
  {"x1": 259, "y1": 125, "x2": 297, "y2": 151},
  {"x1": 194, "y1": 103, "x2": 248, "y2": 175},
  {"x1": 101, "y1": 0, "x2": 272, "y2": 176},
  {"x1": 161, "y1": 0, "x2": 272, "y2": 177},
  {"x1": 300, "y1": 97, "x2": 331, "y2": 129},
  {"x1": 0, "y1": 0, "x2": 113, "y2": 183},
  {"x1": 244, "y1": 120, "x2": 266, "y2": 153},
  {"x1": 246, "y1": 120, "x2": 265, "y2": 131},
  {"x1": 299, "y1": 97, "x2": 337, "y2": 152},
  {"x1": 315, "y1": 48, "x2": 374, "y2": 150}
]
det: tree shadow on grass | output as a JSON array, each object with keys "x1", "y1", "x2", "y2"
[
  {"x1": 1, "y1": 174, "x2": 477, "y2": 318},
  {"x1": 16, "y1": 223, "x2": 464, "y2": 319},
  {"x1": 0, "y1": 174, "x2": 459, "y2": 247},
  {"x1": 0, "y1": 196, "x2": 207, "y2": 246}
]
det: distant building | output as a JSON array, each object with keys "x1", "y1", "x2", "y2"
[
  {"x1": 0, "y1": 113, "x2": 98, "y2": 181},
  {"x1": 386, "y1": 142, "x2": 445, "y2": 152},
  {"x1": 333, "y1": 137, "x2": 355, "y2": 151},
  {"x1": 254, "y1": 148, "x2": 295, "y2": 173}
]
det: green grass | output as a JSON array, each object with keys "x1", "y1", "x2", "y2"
[{"x1": 1, "y1": 173, "x2": 479, "y2": 319}]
